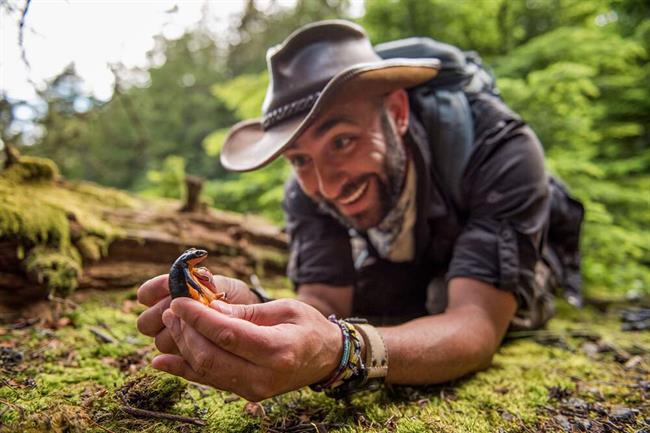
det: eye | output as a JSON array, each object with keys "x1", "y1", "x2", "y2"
[
  {"x1": 288, "y1": 154, "x2": 311, "y2": 169},
  {"x1": 332, "y1": 136, "x2": 355, "y2": 152}
]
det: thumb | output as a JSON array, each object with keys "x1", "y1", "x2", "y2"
[{"x1": 210, "y1": 299, "x2": 295, "y2": 326}]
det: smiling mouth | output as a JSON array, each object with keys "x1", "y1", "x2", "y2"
[{"x1": 339, "y1": 179, "x2": 370, "y2": 205}]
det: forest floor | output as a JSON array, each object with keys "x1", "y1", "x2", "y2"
[
  {"x1": 1, "y1": 158, "x2": 648, "y2": 432},
  {"x1": 1, "y1": 283, "x2": 648, "y2": 433}
]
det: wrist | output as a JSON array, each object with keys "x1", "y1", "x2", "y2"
[
  {"x1": 309, "y1": 316, "x2": 366, "y2": 397},
  {"x1": 316, "y1": 320, "x2": 345, "y2": 383}
]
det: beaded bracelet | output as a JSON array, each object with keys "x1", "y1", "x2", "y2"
[
  {"x1": 309, "y1": 315, "x2": 366, "y2": 397},
  {"x1": 310, "y1": 316, "x2": 351, "y2": 391}
]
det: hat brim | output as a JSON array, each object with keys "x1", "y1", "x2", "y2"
[{"x1": 220, "y1": 59, "x2": 440, "y2": 172}]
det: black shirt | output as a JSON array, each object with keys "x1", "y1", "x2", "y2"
[{"x1": 283, "y1": 94, "x2": 582, "y2": 327}]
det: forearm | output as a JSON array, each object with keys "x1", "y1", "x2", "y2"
[
  {"x1": 298, "y1": 293, "x2": 337, "y2": 316},
  {"x1": 297, "y1": 283, "x2": 353, "y2": 318},
  {"x1": 380, "y1": 304, "x2": 506, "y2": 384}
]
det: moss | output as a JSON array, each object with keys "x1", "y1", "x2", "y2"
[
  {"x1": 69, "y1": 181, "x2": 137, "y2": 209},
  {"x1": 0, "y1": 158, "x2": 134, "y2": 298},
  {"x1": 0, "y1": 183, "x2": 71, "y2": 246},
  {"x1": 394, "y1": 418, "x2": 431, "y2": 433},
  {"x1": 21, "y1": 403, "x2": 89, "y2": 433},
  {"x1": 75, "y1": 235, "x2": 104, "y2": 261},
  {"x1": 1, "y1": 289, "x2": 648, "y2": 433},
  {"x1": 205, "y1": 401, "x2": 260, "y2": 433},
  {"x1": 23, "y1": 245, "x2": 82, "y2": 297},
  {"x1": 115, "y1": 368, "x2": 186, "y2": 411},
  {"x1": 2, "y1": 155, "x2": 60, "y2": 183}
]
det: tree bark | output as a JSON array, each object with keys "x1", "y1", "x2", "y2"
[{"x1": 180, "y1": 175, "x2": 204, "y2": 213}]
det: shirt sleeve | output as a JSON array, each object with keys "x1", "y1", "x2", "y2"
[
  {"x1": 445, "y1": 121, "x2": 551, "y2": 309},
  {"x1": 282, "y1": 177, "x2": 356, "y2": 287}
]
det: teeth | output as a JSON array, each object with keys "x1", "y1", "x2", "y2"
[{"x1": 339, "y1": 180, "x2": 369, "y2": 205}]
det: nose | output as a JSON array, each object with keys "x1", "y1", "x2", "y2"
[{"x1": 313, "y1": 162, "x2": 345, "y2": 201}]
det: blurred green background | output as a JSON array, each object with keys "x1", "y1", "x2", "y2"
[{"x1": 2, "y1": 0, "x2": 649, "y2": 297}]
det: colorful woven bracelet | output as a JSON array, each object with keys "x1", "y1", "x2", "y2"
[
  {"x1": 310, "y1": 315, "x2": 366, "y2": 395},
  {"x1": 309, "y1": 315, "x2": 351, "y2": 392}
]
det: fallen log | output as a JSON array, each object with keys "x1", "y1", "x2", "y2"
[{"x1": 0, "y1": 167, "x2": 288, "y2": 320}]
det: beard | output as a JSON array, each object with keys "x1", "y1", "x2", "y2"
[{"x1": 316, "y1": 109, "x2": 408, "y2": 231}]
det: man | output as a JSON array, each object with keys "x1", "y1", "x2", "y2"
[{"x1": 136, "y1": 20, "x2": 583, "y2": 401}]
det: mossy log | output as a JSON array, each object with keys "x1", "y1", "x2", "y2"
[
  {"x1": 1, "y1": 204, "x2": 288, "y2": 318},
  {"x1": 0, "y1": 158, "x2": 288, "y2": 320}
]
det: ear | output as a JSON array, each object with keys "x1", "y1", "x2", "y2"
[{"x1": 384, "y1": 89, "x2": 410, "y2": 136}]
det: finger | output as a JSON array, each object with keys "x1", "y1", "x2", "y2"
[
  {"x1": 136, "y1": 296, "x2": 172, "y2": 336},
  {"x1": 211, "y1": 275, "x2": 252, "y2": 304},
  {"x1": 154, "y1": 328, "x2": 179, "y2": 354},
  {"x1": 152, "y1": 354, "x2": 205, "y2": 383},
  {"x1": 170, "y1": 298, "x2": 288, "y2": 362},
  {"x1": 162, "y1": 309, "x2": 269, "y2": 396},
  {"x1": 137, "y1": 275, "x2": 170, "y2": 307},
  {"x1": 212, "y1": 299, "x2": 299, "y2": 326},
  {"x1": 162, "y1": 308, "x2": 205, "y2": 369}
]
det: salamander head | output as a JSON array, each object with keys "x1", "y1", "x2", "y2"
[{"x1": 178, "y1": 248, "x2": 208, "y2": 267}]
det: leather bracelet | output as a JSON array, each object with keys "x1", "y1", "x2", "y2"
[{"x1": 353, "y1": 323, "x2": 388, "y2": 382}]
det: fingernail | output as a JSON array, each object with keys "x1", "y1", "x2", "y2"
[
  {"x1": 162, "y1": 309, "x2": 177, "y2": 330},
  {"x1": 211, "y1": 300, "x2": 232, "y2": 316},
  {"x1": 169, "y1": 298, "x2": 184, "y2": 314},
  {"x1": 151, "y1": 355, "x2": 167, "y2": 372}
]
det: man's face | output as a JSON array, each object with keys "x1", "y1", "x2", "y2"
[{"x1": 283, "y1": 95, "x2": 408, "y2": 230}]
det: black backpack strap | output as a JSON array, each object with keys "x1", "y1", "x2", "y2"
[
  {"x1": 408, "y1": 87, "x2": 474, "y2": 213},
  {"x1": 375, "y1": 37, "x2": 476, "y2": 212}
]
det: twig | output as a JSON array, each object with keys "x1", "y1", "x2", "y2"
[
  {"x1": 49, "y1": 295, "x2": 79, "y2": 309},
  {"x1": 87, "y1": 417, "x2": 117, "y2": 433},
  {"x1": 8, "y1": 317, "x2": 39, "y2": 329},
  {"x1": 505, "y1": 329, "x2": 598, "y2": 340},
  {"x1": 18, "y1": 0, "x2": 36, "y2": 88},
  {"x1": 96, "y1": 320, "x2": 120, "y2": 341},
  {"x1": 119, "y1": 405, "x2": 206, "y2": 426},
  {"x1": 0, "y1": 397, "x2": 26, "y2": 418},
  {"x1": 89, "y1": 326, "x2": 116, "y2": 344},
  {"x1": 0, "y1": 378, "x2": 20, "y2": 396}
]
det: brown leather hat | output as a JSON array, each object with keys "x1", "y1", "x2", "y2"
[{"x1": 220, "y1": 20, "x2": 440, "y2": 172}]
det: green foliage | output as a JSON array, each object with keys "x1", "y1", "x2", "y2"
[
  {"x1": 493, "y1": 22, "x2": 650, "y2": 293},
  {"x1": 225, "y1": 0, "x2": 353, "y2": 75},
  {"x1": 362, "y1": 0, "x2": 609, "y2": 56},
  {"x1": 204, "y1": 158, "x2": 290, "y2": 224},
  {"x1": 141, "y1": 155, "x2": 187, "y2": 199},
  {"x1": 204, "y1": 71, "x2": 289, "y2": 224},
  {"x1": 211, "y1": 72, "x2": 269, "y2": 120},
  {"x1": 25, "y1": 32, "x2": 237, "y2": 190}
]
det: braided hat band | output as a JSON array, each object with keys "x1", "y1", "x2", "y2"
[{"x1": 262, "y1": 92, "x2": 321, "y2": 130}]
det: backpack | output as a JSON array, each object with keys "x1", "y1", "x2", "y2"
[
  {"x1": 374, "y1": 37, "x2": 500, "y2": 212},
  {"x1": 376, "y1": 38, "x2": 586, "y2": 306}
]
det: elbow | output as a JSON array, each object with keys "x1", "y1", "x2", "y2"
[
  {"x1": 466, "y1": 335, "x2": 501, "y2": 373},
  {"x1": 474, "y1": 349, "x2": 495, "y2": 371}
]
